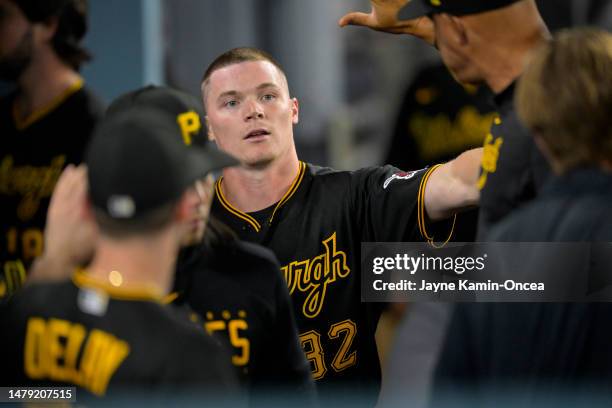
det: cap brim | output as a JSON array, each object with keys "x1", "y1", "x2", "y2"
[
  {"x1": 183, "y1": 145, "x2": 239, "y2": 183},
  {"x1": 398, "y1": 1, "x2": 433, "y2": 20}
]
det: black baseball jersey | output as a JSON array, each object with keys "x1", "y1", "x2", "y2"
[
  {"x1": 0, "y1": 83, "x2": 104, "y2": 299},
  {"x1": 172, "y1": 238, "x2": 316, "y2": 404},
  {"x1": 476, "y1": 82, "x2": 551, "y2": 240},
  {"x1": 0, "y1": 270, "x2": 239, "y2": 402},
  {"x1": 211, "y1": 161, "x2": 453, "y2": 405}
]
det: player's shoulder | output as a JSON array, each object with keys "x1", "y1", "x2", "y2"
[
  {"x1": 231, "y1": 239, "x2": 280, "y2": 268},
  {"x1": 305, "y1": 162, "x2": 428, "y2": 201},
  {"x1": 353, "y1": 165, "x2": 427, "y2": 193},
  {"x1": 77, "y1": 86, "x2": 105, "y2": 116},
  {"x1": 8, "y1": 279, "x2": 76, "y2": 311},
  {"x1": 61, "y1": 85, "x2": 105, "y2": 121},
  {"x1": 306, "y1": 162, "x2": 423, "y2": 184},
  {"x1": 211, "y1": 239, "x2": 283, "y2": 283}
]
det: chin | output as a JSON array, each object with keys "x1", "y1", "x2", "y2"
[
  {"x1": 242, "y1": 153, "x2": 277, "y2": 169},
  {"x1": 181, "y1": 227, "x2": 205, "y2": 247},
  {"x1": 449, "y1": 67, "x2": 484, "y2": 87}
]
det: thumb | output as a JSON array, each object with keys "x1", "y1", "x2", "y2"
[{"x1": 338, "y1": 12, "x2": 372, "y2": 27}]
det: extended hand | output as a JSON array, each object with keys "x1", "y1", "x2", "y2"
[{"x1": 338, "y1": 0, "x2": 435, "y2": 45}]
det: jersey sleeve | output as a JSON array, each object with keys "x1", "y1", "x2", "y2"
[{"x1": 350, "y1": 165, "x2": 455, "y2": 243}]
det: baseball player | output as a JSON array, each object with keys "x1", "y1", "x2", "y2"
[
  {"x1": 339, "y1": 0, "x2": 552, "y2": 239},
  {"x1": 202, "y1": 47, "x2": 482, "y2": 405},
  {"x1": 106, "y1": 86, "x2": 316, "y2": 406},
  {"x1": 0, "y1": 0, "x2": 104, "y2": 299},
  {"x1": 0, "y1": 105, "x2": 240, "y2": 402}
]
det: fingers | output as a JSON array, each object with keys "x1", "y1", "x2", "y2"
[
  {"x1": 48, "y1": 164, "x2": 88, "y2": 219},
  {"x1": 49, "y1": 164, "x2": 75, "y2": 206},
  {"x1": 338, "y1": 12, "x2": 373, "y2": 28},
  {"x1": 50, "y1": 164, "x2": 86, "y2": 201}
]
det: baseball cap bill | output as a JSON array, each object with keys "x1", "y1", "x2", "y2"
[
  {"x1": 86, "y1": 107, "x2": 238, "y2": 220},
  {"x1": 399, "y1": 0, "x2": 522, "y2": 20}
]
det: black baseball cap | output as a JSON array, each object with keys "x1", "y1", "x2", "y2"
[
  {"x1": 107, "y1": 85, "x2": 209, "y2": 147},
  {"x1": 399, "y1": 0, "x2": 522, "y2": 20},
  {"x1": 86, "y1": 107, "x2": 238, "y2": 220}
]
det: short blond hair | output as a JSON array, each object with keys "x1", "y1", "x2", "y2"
[
  {"x1": 516, "y1": 28, "x2": 612, "y2": 172},
  {"x1": 200, "y1": 47, "x2": 288, "y2": 109}
]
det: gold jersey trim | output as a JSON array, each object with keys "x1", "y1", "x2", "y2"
[
  {"x1": 13, "y1": 79, "x2": 84, "y2": 131},
  {"x1": 72, "y1": 269, "x2": 163, "y2": 302},
  {"x1": 417, "y1": 164, "x2": 456, "y2": 248},
  {"x1": 215, "y1": 161, "x2": 306, "y2": 232},
  {"x1": 162, "y1": 291, "x2": 180, "y2": 304}
]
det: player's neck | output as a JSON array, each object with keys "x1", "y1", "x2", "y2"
[
  {"x1": 221, "y1": 153, "x2": 300, "y2": 213},
  {"x1": 16, "y1": 51, "x2": 82, "y2": 119},
  {"x1": 484, "y1": 27, "x2": 549, "y2": 94},
  {"x1": 86, "y1": 234, "x2": 178, "y2": 298}
]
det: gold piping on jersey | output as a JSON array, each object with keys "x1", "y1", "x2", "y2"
[
  {"x1": 417, "y1": 164, "x2": 456, "y2": 248},
  {"x1": 215, "y1": 180, "x2": 261, "y2": 232},
  {"x1": 13, "y1": 78, "x2": 84, "y2": 131},
  {"x1": 215, "y1": 161, "x2": 306, "y2": 232},
  {"x1": 269, "y1": 161, "x2": 306, "y2": 224},
  {"x1": 162, "y1": 291, "x2": 180, "y2": 304},
  {"x1": 72, "y1": 269, "x2": 163, "y2": 302}
]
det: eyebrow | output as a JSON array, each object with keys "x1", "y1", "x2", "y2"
[
  {"x1": 217, "y1": 90, "x2": 240, "y2": 100},
  {"x1": 256, "y1": 83, "x2": 281, "y2": 91},
  {"x1": 216, "y1": 83, "x2": 281, "y2": 101}
]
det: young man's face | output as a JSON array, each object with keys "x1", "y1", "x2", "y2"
[
  {"x1": 203, "y1": 60, "x2": 299, "y2": 168},
  {"x1": 181, "y1": 174, "x2": 215, "y2": 247},
  {"x1": 0, "y1": 0, "x2": 33, "y2": 81}
]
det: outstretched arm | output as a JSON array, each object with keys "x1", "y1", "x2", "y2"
[
  {"x1": 424, "y1": 148, "x2": 482, "y2": 220},
  {"x1": 338, "y1": 0, "x2": 435, "y2": 45}
]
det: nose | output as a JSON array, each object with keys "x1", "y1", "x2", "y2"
[{"x1": 244, "y1": 99, "x2": 264, "y2": 121}]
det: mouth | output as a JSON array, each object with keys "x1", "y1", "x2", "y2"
[{"x1": 244, "y1": 128, "x2": 271, "y2": 140}]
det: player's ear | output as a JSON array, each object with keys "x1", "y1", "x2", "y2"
[
  {"x1": 177, "y1": 189, "x2": 193, "y2": 220},
  {"x1": 38, "y1": 15, "x2": 59, "y2": 43},
  {"x1": 290, "y1": 97, "x2": 299, "y2": 125},
  {"x1": 206, "y1": 116, "x2": 216, "y2": 142},
  {"x1": 437, "y1": 13, "x2": 468, "y2": 47},
  {"x1": 450, "y1": 15, "x2": 468, "y2": 46}
]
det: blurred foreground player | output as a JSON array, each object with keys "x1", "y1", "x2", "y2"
[
  {"x1": 434, "y1": 28, "x2": 612, "y2": 407},
  {"x1": 0, "y1": 106, "x2": 240, "y2": 401},
  {"x1": 107, "y1": 86, "x2": 316, "y2": 406},
  {"x1": 0, "y1": 0, "x2": 104, "y2": 298}
]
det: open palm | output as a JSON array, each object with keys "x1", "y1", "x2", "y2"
[{"x1": 339, "y1": 0, "x2": 435, "y2": 45}]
